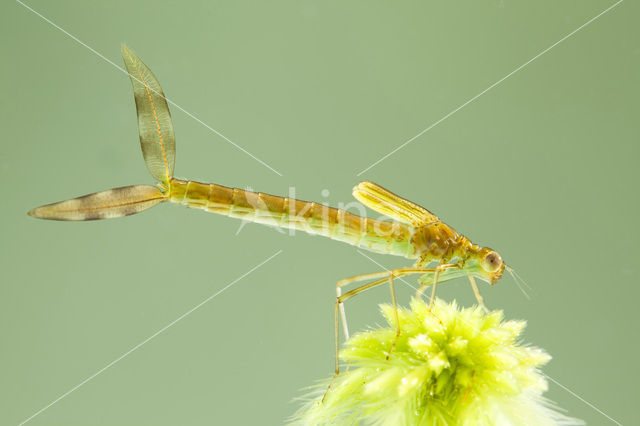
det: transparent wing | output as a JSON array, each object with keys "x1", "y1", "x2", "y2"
[
  {"x1": 352, "y1": 181, "x2": 439, "y2": 226},
  {"x1": 121, "y1": 45, "x2": 175, "y2": 183},
  {"x1": 28, "y1": 185, "x2": 165, "y2": 221}
]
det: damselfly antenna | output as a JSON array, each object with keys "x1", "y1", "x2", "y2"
[{"x1": 506, "y1": 265, "x2": 532, "y2": 300}]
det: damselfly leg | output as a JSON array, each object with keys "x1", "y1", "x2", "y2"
[
  {"x1": 325, "y1": 268, "x2": 438, "y2": 400},
  {"x1": 468, "y1": 275, "x2": 489, "y2": 312},
  {"x1": 414, "y1": 263, "x2": 459, "y2": 309}
]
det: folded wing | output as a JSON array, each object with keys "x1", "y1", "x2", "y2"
[{"x1": 352, "y1": 181, "x2": 439, "y2": 227}]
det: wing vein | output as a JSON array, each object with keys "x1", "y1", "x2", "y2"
[{"x1": 131, "y1": 58, "x2": 170, "y2": 181}]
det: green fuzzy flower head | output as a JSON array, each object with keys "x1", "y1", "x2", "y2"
[{"x1": 294, "y1": 298, "x2": 582, "y2": 425}]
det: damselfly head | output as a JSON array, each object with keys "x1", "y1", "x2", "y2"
[
  {"x1": 478, "y1": 248, "x2": 505, "y2": 285},
  {"x1": 482, "y1": 251, "x2": 502, "y2": 273}
]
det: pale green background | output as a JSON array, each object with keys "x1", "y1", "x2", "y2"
[{"x1": 1, "y1": 1, "x2": 638, "y2": 425}]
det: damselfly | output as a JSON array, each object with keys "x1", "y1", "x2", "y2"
[{"x1": 29, "y1": 46, "x2": 509, "y2": 376}]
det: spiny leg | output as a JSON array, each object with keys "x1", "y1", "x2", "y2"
[
  {"x1": 387, "y1": 273, "x2": 401, "y2": 360},
  {"x1": 415, "y1": 281, "x2": 427, "y2": 298},
  {"x1": 428, "y1": 266, "x2": 441, "y2": 310},
  {"x1": 414, "y1": 266, "x2": 435, "y2": 298},
  {"x1": 334, "y1": 274, "x2": 405, "y2": 373},
  {"x1": 324, "y1": 268, "x2": 435, "y2": 403},
  {"x1": 414, "y1": 263, "x2": 458, "y2": 300},
  {"x1": 326, "y1": 273, "x2": 397, "y2": 402},
  {"x1": 333, "y1": 271, "x2": 397, "y2": 391},
  {"x1": 468, "y1": 275, "x2": 489, "y2": 312},
  {"x1": 325, "y1": 300, "x2": 342, "y2": 404},
  {"x1": 336, "y1": 270, "x2": 392, "y2": 342},
  {"x1": 335, "y1": 267, "x2": 447, "y2": 361},
  {"x1": 336, "y1": 268, "x2": 430, "y2": 344}
]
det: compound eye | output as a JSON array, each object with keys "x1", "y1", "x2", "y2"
[{"x1": 482, "y1": 251, "x2": 503, "y2": 273}]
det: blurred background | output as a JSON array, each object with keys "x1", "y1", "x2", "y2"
[{"x1": 1, "y1": 1, "x2": 637, "y2": 424}]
